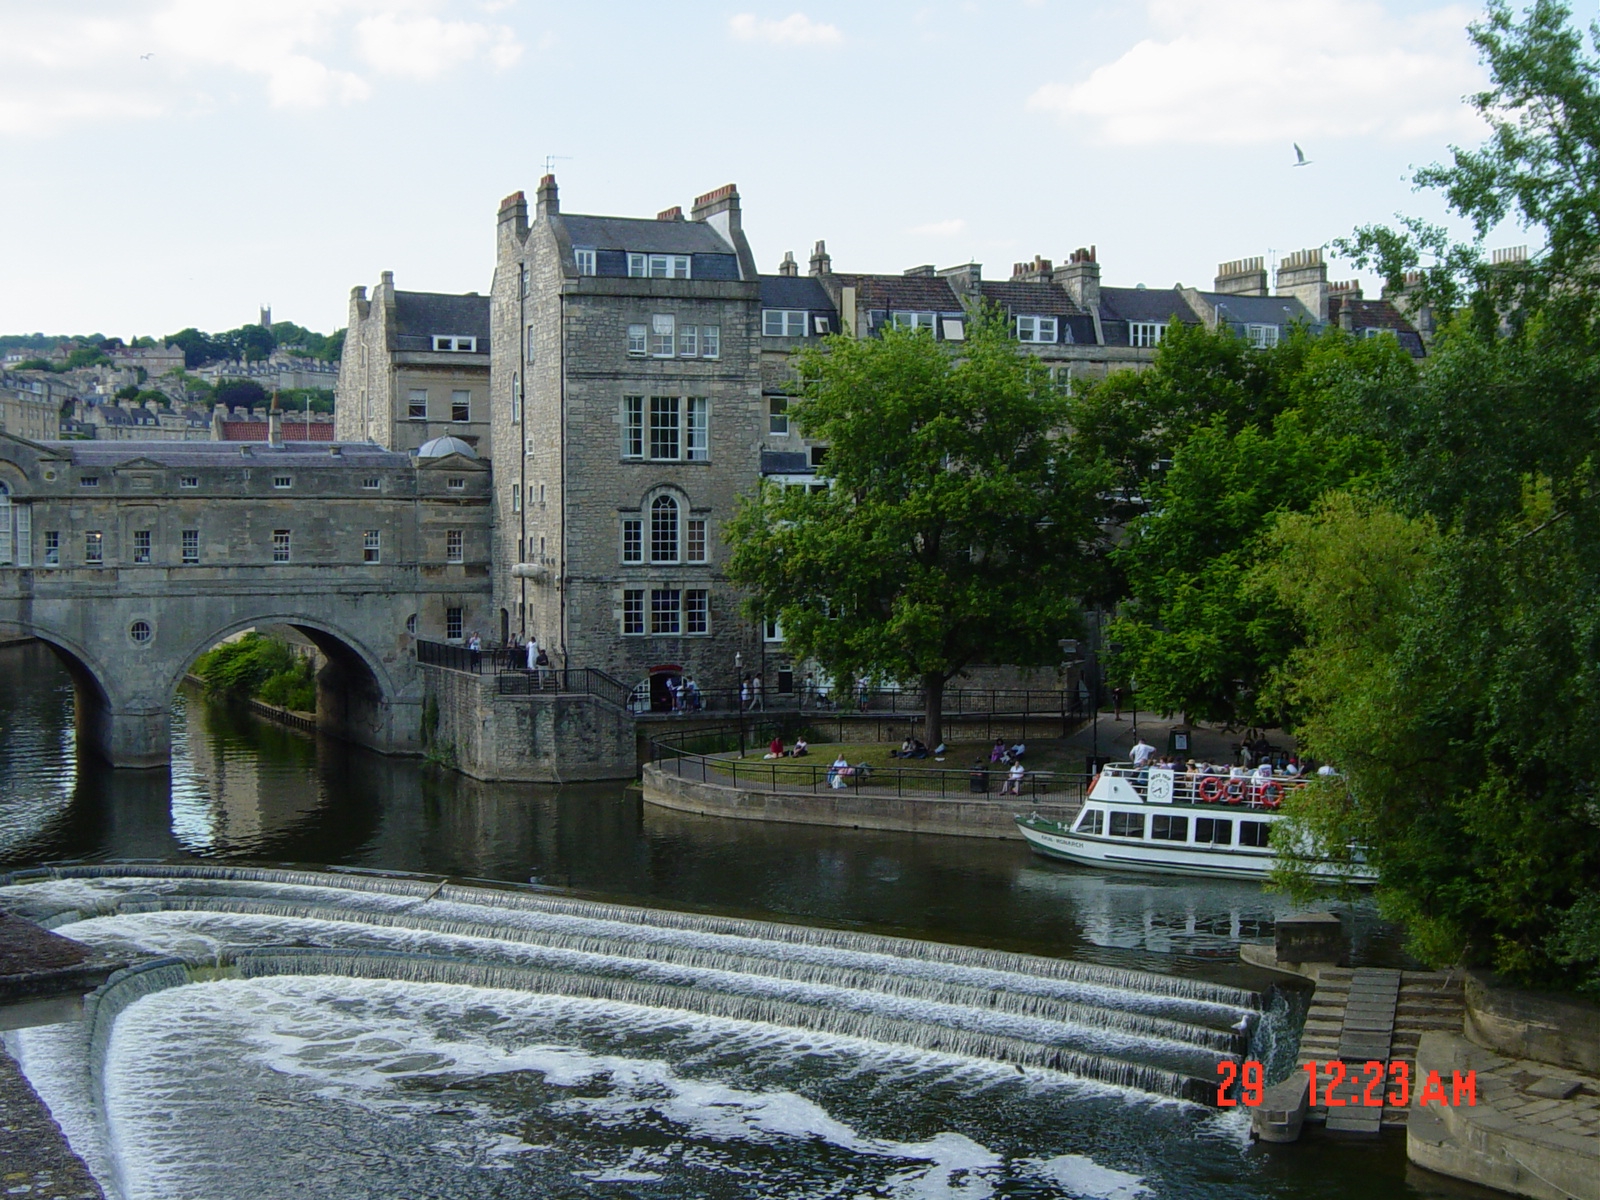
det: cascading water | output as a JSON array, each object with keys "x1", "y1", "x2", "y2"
[{"x1": 3, "y1": 865, "x2": 1282, "y2": 1200}]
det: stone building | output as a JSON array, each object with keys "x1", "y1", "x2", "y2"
[
  {"x1": 0, "y1": 377, "x2": 60, "y2": 442},
  {"x1": 336, "y1": 272, "x2": 492, "y2": 455},
  {"x1": 490, "y1": 177, "x2": 768, "y2": 706}
]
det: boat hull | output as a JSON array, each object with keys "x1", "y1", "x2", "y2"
[{"x1": 1015, "y1": 816, "x2": 1370, "y2": 884}]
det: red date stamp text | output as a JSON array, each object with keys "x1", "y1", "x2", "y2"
[{"x1": 1215, "y1": 1060, "x2": 1477, "y2": 1108}]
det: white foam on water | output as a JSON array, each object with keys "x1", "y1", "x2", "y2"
[
  {"x1": 92, "y1": 975, "x2": 1034, "y2": 1200},
  {"x1": 1025, "y1": 1153, "x2": 1152, "y2": 1198}
]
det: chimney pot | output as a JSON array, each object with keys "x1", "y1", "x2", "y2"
[
  {"x1": 656, "y1": 205, "x2": 684, "y2": 221},
  {"x1": 778, "y1": 250, "x2": 798, "y2": 277}
]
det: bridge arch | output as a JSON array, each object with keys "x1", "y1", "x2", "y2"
[
  {"x1": 172, "y1": 612, "x2": 403, "y2": 752},
  {"x1": 0, "y1": 618, "x2": 139, "y2": 767}
]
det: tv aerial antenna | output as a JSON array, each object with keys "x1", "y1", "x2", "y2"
[{"x1": 543, "y1": 154, "x2": 573, "y2": 176}]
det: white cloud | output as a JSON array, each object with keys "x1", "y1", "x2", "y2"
[
  {"x1": 910, "y1": 218, "x2": 966, "y2": 237},
  {"x1": 1028, "y1": 0, "x2": 1486, "y2": 146},
  {"x1": 0, "y1": 0, "x2": 524, "y2": 136},
  {"x1": 729, "y1": 12, "x2": 843, "y2": 46}
]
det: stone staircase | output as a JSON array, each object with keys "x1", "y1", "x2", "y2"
[{"x1": 1298, "y1": 967, "x2": 1465, "y2": 1132}]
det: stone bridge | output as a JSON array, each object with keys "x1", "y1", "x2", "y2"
[{"x1": 0, "y1": 432, "x2": 495, "y2": 768}]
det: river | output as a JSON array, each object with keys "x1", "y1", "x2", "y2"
[{"x1": 0, "y1": 640, "x2": 1495, "y2": 1199}]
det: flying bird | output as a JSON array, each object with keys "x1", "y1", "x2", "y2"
[
  {"x1": 1293, "y1": 143, "x2": 1312, "y2": 167},
  {"x1": 140, "y1": 52, "x2": 154, "y2": 60}
]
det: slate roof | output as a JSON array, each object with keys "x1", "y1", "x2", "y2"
[
  {"x1": 833, "y1": 274, "x2": 963, "y2": 313},
  {"x1": 1328, "y1": 295, "x2": 1426, "y2": 356},
  {"x1": 392, "y1": 291, "x2": 491, "y2": 349},
  {"x1": 759, "y1": 275, "x2": 835, "y2": 311},
  {"x1": 1100, "y1": 287, "x2": 1201, "y2": 324},
  {"x1": 975, "y1": 281, "x2": 1084, "y2": 316},
  {"x1": 44, "y1": 441, "x2": 410, "y2": 467},
  {"x1": 1200, "y1": 292, "x2": 1319, "y2": 326},
  {"x1": 562, "y1": 214, "x2": 735, "y2": 256}
]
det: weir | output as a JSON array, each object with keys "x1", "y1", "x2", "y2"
[{"x1": 1, "y1": 865, "x2": 1272, "y2": 1109}]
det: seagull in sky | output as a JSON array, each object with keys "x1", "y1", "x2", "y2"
[
  {"x1": 1293, "y1": 143, "x2": 1312, "y2": 167},
  {"x1": 140, "y1": 52, "x2": 154, "y2": 60}
]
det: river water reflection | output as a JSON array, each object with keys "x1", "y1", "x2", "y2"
[
  {"x1": 1, "y1": 641, "x2": 1497, "y2": 1199},
  {"x1": 0, "y1": 642, "x2": 1392, "y2": 973}
]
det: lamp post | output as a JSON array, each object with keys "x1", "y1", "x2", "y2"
[{"x1": 735, "y1": 650, "x2": 744, "y2": 756}]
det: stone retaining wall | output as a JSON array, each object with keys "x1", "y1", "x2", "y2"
[
  {"x1": 641, "y1": 761, "x2": 1080, "y2": 839},
  {"x1": 423, "y1": 664, "x2": 635, "y2": 782}
]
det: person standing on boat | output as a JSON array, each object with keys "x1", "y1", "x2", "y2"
[{"x1": 1130, "y1": 738, "x2": 1156, "y2": 767}]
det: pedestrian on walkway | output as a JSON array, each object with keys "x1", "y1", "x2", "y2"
[
  {"x1": 526, "y1": 634, "x2": 539, "y2": 672},
  {"x1": 740, "y1": 676, "x2": 751, "y2": 712},
  {"x1": 751, "y1": 673, "x2": 764, "y2": 711}
]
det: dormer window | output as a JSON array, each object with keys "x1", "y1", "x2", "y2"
[
  {"x1": 628, "y1": 253, "x2": 691, "y2": 279},
  {"x1": 1129, "y1": 322, "x2": 1166, "y2": 348},
  {"x1": 1016, "y1": 315, "x2": 1058, "y2": 344},
  {"x1": 891, "y1": 311, "x2": 936, "y2": 333},
  {"x1": 1246, "y1": 324, "x2": 1280, "y2": 349},
  {"x1": 432, "y1": 336, "x2": 477, "y2": 352},
  {"x1": 763, "y1": 310, "x2": 807, "y2": 337},
  {"x1": 574, "y1": 248, "x2": 597, "y2": 276}
]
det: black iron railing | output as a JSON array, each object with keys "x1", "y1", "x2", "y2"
[{"x1": 495, "y1": 666, "x2": 633, "y2": 710}]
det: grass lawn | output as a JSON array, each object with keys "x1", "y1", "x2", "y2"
[{"x1": 709, "y1": 737, "x2": 1087, "y2": 785}]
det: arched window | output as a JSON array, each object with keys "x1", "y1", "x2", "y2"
[
  {"x1": 0, "y1": 483, "x2": 27, "y2": 567},
  {"x1": 650, "y1": 494, "x2": 679, "y2": 563}
]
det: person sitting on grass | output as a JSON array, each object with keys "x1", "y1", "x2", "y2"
[
  {"x1": 789, "y1": 737, "x2": 809, "y2": 757},
  {"x1": 1010, "y1": 742, "x2": 1026, "y2": 761},
  {"x1": 990, "y1": 738, "x2": 1006, "y2": 763},
  {"x1": 765, "y1": 735, "x2": 785, "y2": 760},
  {"x1": 893, "y1": 737, "x2": 916, "y2": 759}
]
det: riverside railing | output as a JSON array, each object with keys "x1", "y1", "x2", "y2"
[
  {"x1": 417, "y1": 641, "x2": 633, "y2": 710},
  {"x1": 649, "y1": 724, "x2": 1091, "y2": 804}
]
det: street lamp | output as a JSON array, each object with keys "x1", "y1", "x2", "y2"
[{"x1": 734, "y1": 650, "x2": 745, "y2": 755}]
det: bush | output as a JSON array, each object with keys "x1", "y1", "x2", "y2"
[{"x1": 192, "y1": 633, "x2": 316, "y2": 712}]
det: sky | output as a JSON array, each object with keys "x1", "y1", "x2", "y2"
[{"x1": 0, "y1": 0, "x2": 1588, "y2": 339}]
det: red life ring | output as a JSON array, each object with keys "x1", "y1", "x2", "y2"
[
  {"x1": 1224, "y1": 779, "x2": 1246, "y2": 804},
  {"x1": 1198, "y1": 776, "x2": 1224, "y2": 803},
  {"x1": 1262, "y1": 782, "x2": 1284, "y2": 809}
]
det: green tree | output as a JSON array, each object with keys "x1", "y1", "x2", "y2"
[
  {"x1": 724, "y1": 312, "x2": 1109, "y2": 745},
  {"x1": 1098, "y1": 327, "x2": 1405, "y2": 725},
  {"x1": 1270, "y1": 0, "x2": 1600, "y2": 989},
  {"x1": 215, "y1": 379, "x2": 268, "y2": 411}
]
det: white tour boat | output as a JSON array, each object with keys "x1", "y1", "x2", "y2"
[{"x1": 1015, "y1": 764, "x2": 1374, "y2": 883}]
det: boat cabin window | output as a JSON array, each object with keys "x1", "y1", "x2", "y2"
[
  {"x1": 1074, "y1": 808, "x2": 1103, "y2": 836},
  {"x1": 1239, "y1": 821, "x2": 1271, "y2": 848},
  {"x1": 1195, "y1": 817, "x2": 1232, "y2": 845},
  {"x1": 1108, "y1": 812, "x2": 1145, "y2": 839},
  {"x1": 1151, "y1": 815, "x2": 1188, "y2": 841}
]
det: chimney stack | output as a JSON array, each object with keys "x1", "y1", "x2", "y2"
[
  {"x1": 778, "y1": 251, "x2": 799, "y2": 277},
  {"x1": 535, "y1": 174, "x2": 559, "y2": 219},
  {"x1": 1012, "y1": 256, "x2": 1053, "y2": 282},
  {"x1": 690, "y1": 183, "x2": 741, "y2": 240},
  {"x1": 499, "y1": 189, "x2": 529, "y2": 237},
  {"x1": 1054, "y1": 246, "x2": 1100, "y2": 309},
  {"x1": 657, "y1": 205, "x2": 684, "y2": 222},
  {"x1": 1274, "y1": 247, "x2": 1328, "y2": 321},
  {"x1": 1214, "y1": 256, "x2": 1268, "y2": 297},
  {"x1": 809, "y1": 239, "x2": 832, "y2": 276},
  {"x1": 268, "y1": 393, "x2": 283, "y2": 448}
]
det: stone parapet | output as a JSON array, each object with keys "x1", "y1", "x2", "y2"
[{"x1": 641, "y1": 760, "x2": 1080, "y2": 839}]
